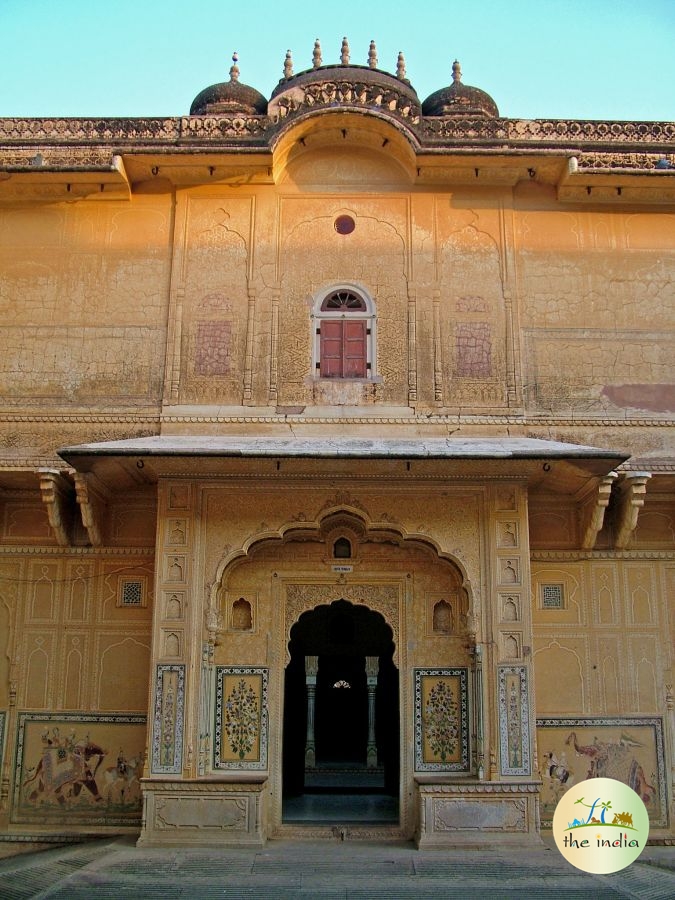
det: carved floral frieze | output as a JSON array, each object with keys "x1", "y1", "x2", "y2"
[{"x1": 1, "y1": 113, "x2": 673, "y2": 158}]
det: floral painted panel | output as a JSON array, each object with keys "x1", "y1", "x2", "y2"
[
  {"x1": 498, "y1": 666, "x2": 531, "y2": 776},
  {"x1": 414, "y1": 668, "x2": 469, "y2": 772},
  {"x1": 151, "y1": 664, "x2": 185, "y2": 775},
  {"x1": 214, "y1": 666, "x2": 268, "y2": 770},
  {"x1": 536, "y1": 717, "x2": 667, "y2": 828},
  {"x1": 12, "y1": 711, "x2": 146, "y2": 826}
]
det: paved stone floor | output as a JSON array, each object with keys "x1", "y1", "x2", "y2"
[{"x1": 0, "y1": 836, "x2": 674, "y2": 899}]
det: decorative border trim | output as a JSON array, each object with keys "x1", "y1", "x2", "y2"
[
  {"x1": 414, "y1": 668, "x2": 470, "y2": 772},
  {"x1": 214, "y1": 666, "x2": 269, "y2": 770},
  {"x1": 536, "y1": 716, "x2": 668, "y2": 828},
  {"x1": 151, "y1": 664, "x2": 185, "y2": 774},
  {"x1": 499, "y1": 666, "x2": 531, "y2": 776}
]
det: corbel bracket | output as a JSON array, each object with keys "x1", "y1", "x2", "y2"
[
  {"x1": 38, "y1": 469, "x2": 74, "y2": 546},
  {"x1": 73, "y1": 472, "x2": 109, "y2": 547},
  {"x1": 581, "y1": 471, "x2": 617, "y2": 550},
  {"x1": 614, "y1": 472, "x2": 651, "y2": 550}
]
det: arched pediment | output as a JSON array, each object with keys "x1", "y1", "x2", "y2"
[{"x1": 271, "y1": 112, "x2": 417, "y2": 186}]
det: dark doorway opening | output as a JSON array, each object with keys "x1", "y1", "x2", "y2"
[{"x1": 282, "y1": 599, "x2": 399, "y2": 823}]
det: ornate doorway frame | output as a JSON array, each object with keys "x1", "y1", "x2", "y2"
[{"x1": 272, "y1": 578, "x2": 409, "y2": 839}]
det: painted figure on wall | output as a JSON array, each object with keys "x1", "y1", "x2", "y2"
[{"x1": 537, "y1": 720, "x2": 664, "y2": 826}]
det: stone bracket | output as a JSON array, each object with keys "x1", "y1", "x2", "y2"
[
  {"x1": 38, "y1": 469, "x2": 74, "y2": 546},
  {"x1": 614, "y1": 472, "x2": 651, "y2": 550},
  {"x1": 580, "y1": 471, "x2": 617, "y2": 550},
  {"x1": 73, "y1": 471, "x2": 109, "y2": 547}
]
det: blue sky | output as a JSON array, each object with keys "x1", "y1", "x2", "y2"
[{"x1": 1, "y1": 0, "x2": 674, "y2": 121}]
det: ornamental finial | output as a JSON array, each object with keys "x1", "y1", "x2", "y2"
[
  {"x1": 368, "y1": 40, "x2": 378, "y2": 69},
  {"x1": 396, "y1": 51, "x2": 407, "y2": 80},
  {"x1": 452, "y1": 59, "x2": 462, "y2": 83},
  {"x1": 313, "y1": 38, "x2": 322, "y2": 68},
  {"x1": 340, "y1": 36, "x2": 350, "y2": 65},
  {"x1": 229, "y1": 52, "x2": 240, "y2": 83},
  {"x1": 284, "y1": 49, "x2": 294, "y2": 80}
]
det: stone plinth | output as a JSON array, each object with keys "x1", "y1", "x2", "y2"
[
  {"x1": 415, "y1": 779, "x2": 542, "y2": 849},
  {"x1": 138, "y1": 777, "x2": 267, "y2": 848}
]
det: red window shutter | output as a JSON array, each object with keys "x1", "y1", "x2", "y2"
[
  {"x1": 343, "y1": 320, "x2": 367, "y2": 377},
  {"x1": 320, "y1": 320, "x2": 344, "y2": 377},
  {"x1": 319, "y1": 319, "x2": 367, "y2": 378}
]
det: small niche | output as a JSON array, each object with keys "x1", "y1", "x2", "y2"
[
  {"x1": 334, "y1": 537, "x2": 352, "y2": 559},
  {"x1": 432, "y1": 599, "x2": 454, "y2": 634},
  {"x1": 232, "y1": 598, "x2": 252, "y2": 631}
]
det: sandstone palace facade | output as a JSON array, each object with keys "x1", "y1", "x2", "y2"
[{"x1": 0, "y1": 41, "x2": 673, "y2": 849}]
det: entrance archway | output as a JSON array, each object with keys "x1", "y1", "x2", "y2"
[{"x1": 282, "y1": 599, "x2": 399, "y2": 824}]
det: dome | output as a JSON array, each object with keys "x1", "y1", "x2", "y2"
[
  {"x1": 190, "y1": 54, "x2": 268, "y2": 116},
  {"x1": 422, "y1": 60, "x2": 499, "y2": 118},
  {"x1": 268, "y1": 39, "x2": 420, "y2": 116}
]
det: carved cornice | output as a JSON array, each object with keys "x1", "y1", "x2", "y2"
[
  {"x1": 2, "y1": 411, "x2": 673, "y2": 428},
  {"x1": 415, "y1": 780, "x2": 541, "y2": 794},
  {"x1": 531, "y1": 549, "x2": 675, "y2": 561},
  {"x1": 1, "y1": 114, "x2": 673, "y2": 156},
  {"x1": 0, "y1": 545, "x2": 154, "y2": 556}
]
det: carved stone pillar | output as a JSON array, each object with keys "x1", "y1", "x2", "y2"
[
  {"x1": 474, "y1": 644, "x2": 485, "y2": 780},
  {"x1": 198, "y1": 641, "x2": 214, "y2": 776},
  {"x1": 366, "y1": 656, "x2": 379, "y2": 768},
  {"x1": 304, "y1": 655, "x2": 318, "y2": 769}
]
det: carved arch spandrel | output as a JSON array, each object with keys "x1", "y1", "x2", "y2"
[
  {"x1": 283, "y1": 582, "x2": 401, "y2": 666},
  {"x1": 209, "y1": 507, "x2": 479, "y2": 640}
]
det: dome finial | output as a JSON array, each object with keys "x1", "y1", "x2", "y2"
[
  {"x1": 368, "y1": 40, "x2": 378, "y2": 69},
  {"x1": 313, "y1": 38, "x2": 322, "y2": 69},
  {"x1": 452, "y1": 59, "x2": 462, "y2": 83},
  {"x1": 396, "y1": 51, "x2": 407, "y2": 80},
  {"x1": 284, "y1": 49, "x2": 294, "y2": 80},
  {"x1": 340, "y1": 36, "x2": 350, "y2": 65},
  {"x1": 229, "y1": 52, "x2": 240, "y2": 83}
]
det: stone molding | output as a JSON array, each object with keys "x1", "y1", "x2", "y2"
[
  {"x1": 0, "y1": 545, "x2": 154, "y2": 556},
  {"x1": 531, "y1": 550, "x2": 675, "y2": 561},
  {"x1": 2, "y1": 115, "x2": 673, "y2": 156}
]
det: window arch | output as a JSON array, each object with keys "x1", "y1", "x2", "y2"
[{"x1": 313, "y1": 285, "x2": 376, "y2": 379}]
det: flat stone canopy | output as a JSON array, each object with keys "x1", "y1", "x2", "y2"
[{"x1": 60, "y1": 434, "x2": 626, "y2": 461}]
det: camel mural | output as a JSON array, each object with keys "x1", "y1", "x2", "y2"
[{"x1": 536, "y1": 717, "x2": 666, "y2": 828}]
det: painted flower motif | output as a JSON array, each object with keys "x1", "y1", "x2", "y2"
[
  {"x1": 424, "y1": 680, "x2": 459, "y2": 762},
  {"x1": 224, "y1": 679, "x2": 259, "y2": 760}
]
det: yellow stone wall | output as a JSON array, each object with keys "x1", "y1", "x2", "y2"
[{"x1": 0, "y1": 135, "x2": 673, "y2": 842}]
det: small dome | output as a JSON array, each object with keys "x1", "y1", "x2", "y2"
[
  {"x1": 190, "y1": 53, "x2": 268, "y2": 116},
  {"x1": 422, "y1": 60, "x2": 498, "y2": 118}
]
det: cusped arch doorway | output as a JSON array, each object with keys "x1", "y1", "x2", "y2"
[{"x1": 282, "y1": 599, "x2": 399, "y2": 824}]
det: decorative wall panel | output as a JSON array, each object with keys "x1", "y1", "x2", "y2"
[
  {"x1": 214, "y1": 666, "x2": 268, "y2": 770},
  {"x1": 499, "y1": 666, "x2": 531, "y2": 776},
  {"x1": 151, "y1": 664, "x2": 185, "y2": 775},
  {"x1": 12, "y1": 711, "x2": 146, "y2": 826},
  {"x1": 536, "y1": 716, "x2": 667, "y2": 828},
  {"x1": 414, "y1": 668, "x2": 469, "y2": 772}
]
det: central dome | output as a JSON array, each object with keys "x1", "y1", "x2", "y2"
[{"x1": 268, "y1": 38, "x2": 420, "y2": 121}]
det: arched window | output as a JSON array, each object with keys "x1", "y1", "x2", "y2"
[{"x1": 313, "y1": 285, "x2": 376, "y2": 379}]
